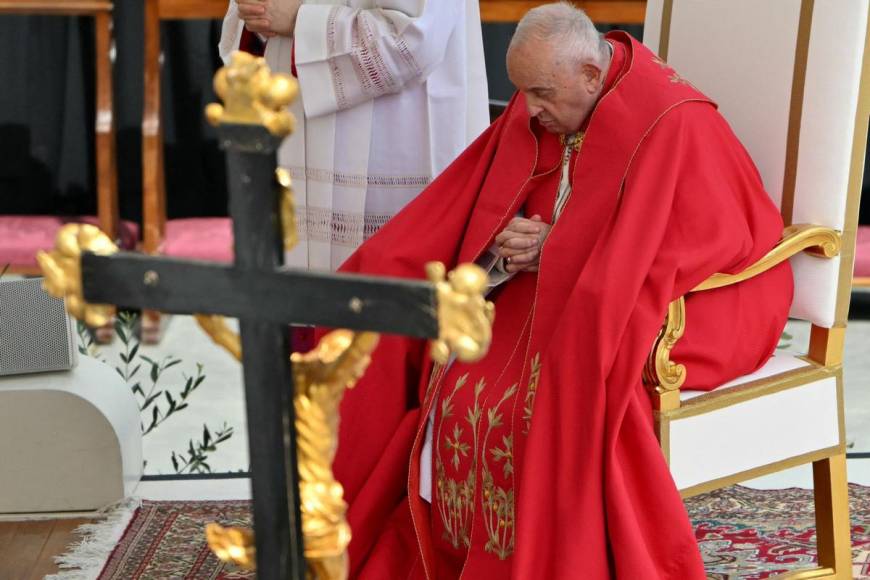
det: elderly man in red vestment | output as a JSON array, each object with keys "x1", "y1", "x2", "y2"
[{"x1": 328, "y1": 3, "x2": 794, "y2": 578}]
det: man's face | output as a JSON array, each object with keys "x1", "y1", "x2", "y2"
[{"x1": 507, "y1": 39, "x2": 605, "y2": 135}]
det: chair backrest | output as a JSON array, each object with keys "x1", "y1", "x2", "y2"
[
  {"x1": 644, "y1": 0, "x2": 869, "y2": 355},
  {"x1": 142, "y1": 0, "x2": 229, "y2": 255}
]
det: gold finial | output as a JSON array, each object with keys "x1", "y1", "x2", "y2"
[
  {"x1": 36, "y1": 223, "x2": 118, "y2": 327},
  {"x1": 206, "y1": 51, "x2": 298, "y2": 137},
  {"x1": 205, "y1": 523, "x2": 255, "y2": 570},
  {"x1": 426, "y1": 262, "x2": 495, "y2": 364}
]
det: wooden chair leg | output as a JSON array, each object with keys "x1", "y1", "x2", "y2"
[
  {"x1": 93, "y1": 319, "x2": 116, "y2": 345},
  {"x1": 813, "y1": 453, "x2": 852, "y2": 578},
  {"x1": 141, "y1": 309, "x2": 168, "y2": 345}
]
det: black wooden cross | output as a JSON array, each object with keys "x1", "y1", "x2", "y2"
[{"x1": 47, "y1": 56, "x2": 487, "y2": 580}]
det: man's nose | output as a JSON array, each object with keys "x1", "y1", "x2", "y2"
[{"x1": 525, "y1": 98, "x2": 542, "y2": 117}]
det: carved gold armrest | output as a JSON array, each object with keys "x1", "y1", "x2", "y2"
[
  {"x1": 645, "y1": 224, "x2": 841, "y2": 411},
  {"x1": 692, "y1": 224, "x2": 840, "y2": 292}
]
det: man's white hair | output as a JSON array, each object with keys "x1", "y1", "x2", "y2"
[{"x1": 509, "y1": 2, "x2": 609, "y2": 67}]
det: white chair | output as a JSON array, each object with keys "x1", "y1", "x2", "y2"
[
  {"x1": 643, "y1": 1, "x2": 868, "y2": 577},
  {"x1": 0, "y1": 355, "x2": 142, "y2": 513}
]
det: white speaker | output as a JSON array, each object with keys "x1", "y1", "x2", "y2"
[{"x1": 0, "y1": 277, "x2": 78, "y2": 376}]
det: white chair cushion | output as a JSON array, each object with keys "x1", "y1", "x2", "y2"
[
  {"x1": 681, "y1": 351, "x2": 811, "y2": 401},
  {"x1": 671, "y1": 364, "x2": 839, "y2": 492}
]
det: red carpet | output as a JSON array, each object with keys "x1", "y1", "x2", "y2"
[{"x1": 94, "y1": 485, "x2": 870, "y2": 579}]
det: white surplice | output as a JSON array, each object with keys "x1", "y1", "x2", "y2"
[{"x1": 220, "y1": 1, "x2": 489, "y2": 270}]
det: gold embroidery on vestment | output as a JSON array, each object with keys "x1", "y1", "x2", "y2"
[
  {"x1": 522, "y1": 353, "x2": 542, "y2": 436},
  {"x1": 651, "y1": 55, "x2": 696, "y2": 88},
  {"x1": 481, "y1": 383, "x2": 518, "y2": 559},
  {"x1": 435, "y1": 373, "x2": 482, "y2": 549}
]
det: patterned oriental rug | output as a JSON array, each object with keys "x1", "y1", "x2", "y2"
[{"x1": 64, "y1": 485, "x2": 870, "y2": 579}]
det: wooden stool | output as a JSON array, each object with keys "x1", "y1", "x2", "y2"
[
  {"x1": 141, "y1": 0, "x2": 231, "y2": 344},
  {"x1": 0, "y1": 1, "x2": 124, "y2": 275}
]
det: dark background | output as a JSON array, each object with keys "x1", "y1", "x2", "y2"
[{"x1": 0, "y1": 13, "x2": 865, "y2": 229}]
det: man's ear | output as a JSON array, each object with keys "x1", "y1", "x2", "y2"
[{"x1": 581, "y1": 63, "x2": 603, "y2": 93}]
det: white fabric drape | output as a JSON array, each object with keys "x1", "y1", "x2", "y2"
[{"x1": 220, "y1": 0, "x2": 489, "y2": 270}]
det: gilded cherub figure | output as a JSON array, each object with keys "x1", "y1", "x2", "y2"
[
  {"x1": 426, "y1": 261, "x2": 495, "y2": 364},
  {"x1": 36, "y1": 223, "x2": 118, "y2": 327}
]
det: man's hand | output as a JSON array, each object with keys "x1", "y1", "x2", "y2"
[
  {"x1": 494, "y1": 214, "x2": 552, "y2": 273},
  {"x1": 237, "y1": 0, "x2": 301, "y2": 38}
]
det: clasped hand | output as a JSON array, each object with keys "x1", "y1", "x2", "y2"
[
  {"x1": 494, "y1": 215, "x2": 552, "y2": 273},
  {"x1": 237, "y1": 0, "x2": 301, "y2": 38}
]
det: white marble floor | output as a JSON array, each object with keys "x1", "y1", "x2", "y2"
[{"x1": 90, "y1": 314, "x2": 248, "y2": 475}]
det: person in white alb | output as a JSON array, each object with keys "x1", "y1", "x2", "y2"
[{"x1": 220, "y1": 0, "x2": 489, "y2": 271}]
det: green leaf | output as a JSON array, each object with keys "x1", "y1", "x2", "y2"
[
  {"x1": 203, "y1": 425, "x2": 212, "y2": 447},
  {"x1": 165, "y1": 359, "x2": 182, "y2": 370},
  {"x1": 130, "y1": 364, "x2": 142, "y2": 378},
  {"x1": 149, "y1": 363, "x2": 159, "y2": 383},
  {"x1": 140, "y1": 355, "x2": 156, "y2": 365},
  {"x1": 171, "y1": 452, "x2": 179, "y2": 472},
  {"x1": 181, "y1": 377, "x2": 193, "y2": 398},
  {"x1": 128, "y1": 343, "x2": 139, "y2": 362},
  {"x1": 114, "y1": 319, "x2": 127, "y2": 343},
  {"x1": 143, "y1": 406, "x2": 160, "y2": 434},
  {"x1": 141, "y1": 391, "x2": 163, "y2": 410}
]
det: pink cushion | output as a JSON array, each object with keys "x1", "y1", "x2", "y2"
[
  {"x1": 162, "y1": 217, "x2": 233, "y2": 262},
  {"x1": 854, "y1": 226, "x2": 870, "y2": 278},
  {"x1": 0, "y1": 215, "x2": 139, "y2": 269}
]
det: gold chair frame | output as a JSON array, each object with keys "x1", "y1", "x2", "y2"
[{"x1": 643, "y1": 2, "x2": 869, "y2": 577}]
